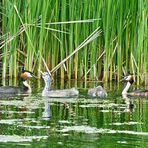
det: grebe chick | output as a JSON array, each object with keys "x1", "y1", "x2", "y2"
[
  {"x1": 0, "y1": 70, "x2": 33, "y2": 95},
  {"x1": 122, "y1": 75, "x2": 148, "y2": 96},
  {"x1": 40, "y1": 71, "x2": 79, "y2": 97},
  {"x1": 88, "y1": 86, "x2": 107, "y2": 98}
]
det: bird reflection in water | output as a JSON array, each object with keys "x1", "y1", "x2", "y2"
[
  {"x1": 42, "y1": 98, "x2": 52, "y2": 119},
  {"x1": 122, "y1": 94, "x2": 134, "y2": 113}
]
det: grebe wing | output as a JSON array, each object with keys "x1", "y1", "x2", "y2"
[
  {"x1": 43, "y1": 88, "x2": 79, "y2": 97},
  {"x1": 132, "y1": 89, "x2": 148, "y2": 93}
]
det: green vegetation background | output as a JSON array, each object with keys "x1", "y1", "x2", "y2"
[{"x1": 0, "y1": 0, "x2": 147, "y2": 84}]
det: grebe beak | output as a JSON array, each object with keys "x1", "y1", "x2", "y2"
[
  {"x1": 40, "y1": 70, "x2": 52, "y2": 76},
  {"x1": 120, "y1": 75, "x2": 130, "y2": 82},
  {"x1": 25, "y1": 71, "x2": 38, "y2": 79},
  {"x1": 21, "y1": 70, "x2": 38, "y2": 80},
  {"x1": 29, "y1": 73, "x2": 38, "y2": 79},
  {"x1": 27, "y1": 72, "x2": 33, "y2": 78},
  {"x1": 120, "y1": 76, "x2": 125, "y2": 82},
  {"x1": 120, "y1": 77, "x2": 126, "y2": 82},
  {"x1": 40, "y1": 70, "x2": 44, "y2": 75}
]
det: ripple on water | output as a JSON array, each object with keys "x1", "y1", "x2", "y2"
[
  {"x1": 0, "y1": 135, "x2": 48, "y2": 143},
  {"x1": 57, "y1": 125, "x2": 148, "y2": 136},
  {"x1": 79, "y1": 103, "x2": 123, "y2": 108},
  {"x1": 0, "y1": 118, "x2": 36, "y2": 125},
  {"x1": 58, "y1": 120, "x2": 72, "y2": 124},
  {"x1": 0, "y1": 110, "x2": 35, "y2": 114},
  {"x1": 109, "y1": 122, "x2": 143, "y2": 126},
  {"x1": 17, "y1": 125, "x2": 51, "y2": 129}
]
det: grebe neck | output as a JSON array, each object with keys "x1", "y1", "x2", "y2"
[
  {"x1": 43, "y1": 80, "x2": 51, "y2": 92},
  {"x1": 122, "y1": 81, "x2": 131, "y2": 95},
  {"x1": 22, "y1": 81, "x2": 32, "y2": 93}
]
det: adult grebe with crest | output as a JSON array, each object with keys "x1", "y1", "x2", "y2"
[
  {"x1": 0, "y1": 70, "x2": 34, "y2": 95},
  {"x1": 122, "y1": 75, "x2": 148, "y2": 97}
]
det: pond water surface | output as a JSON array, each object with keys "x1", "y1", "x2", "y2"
[{"x1": 0, "y1": 79, "x2": 148, "y2": 148}]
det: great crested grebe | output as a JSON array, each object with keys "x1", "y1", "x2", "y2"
[
  {"x1": 88, "y1": 86, "x2": 107, "y2": 98},
  {"x1": 0, "y1": 70, "x2": 33, "y2": 95},
  {"x1": 40, "y1": 71, "x2": 79, "y2": 97},
  {"x1": 122, "y1": 75, "x2": 148, "y2": 96}
]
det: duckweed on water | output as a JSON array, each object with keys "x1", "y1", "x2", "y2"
[{"x1": 0, "y1": 82, "x2": 148, "y2": 147}]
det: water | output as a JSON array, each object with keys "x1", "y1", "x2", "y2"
[{"x1": 0, "y1": 80, "x2": 148, "y2": 148}]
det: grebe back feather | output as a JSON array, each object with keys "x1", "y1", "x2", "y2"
[
  {"x1": 88, "y1": 85, "x2": 107, "y2": 98},
  {"x1": 41, "y1": 71, "x2": 79, "y2": 97}
]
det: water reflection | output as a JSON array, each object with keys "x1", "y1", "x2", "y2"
[
  {"x1": 42, "y1": 98, "x2": 52, "y2": 119},
  {"x1": 122, "y1": 95, "x2": 135, "y2": 113},
  {"x1": 0, "y1": 80, "x2": 148, "y2": 147}
]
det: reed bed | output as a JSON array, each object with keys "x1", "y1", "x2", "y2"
[{"x1": 0, "y1": 0, "x2": 147, "y2": 84}]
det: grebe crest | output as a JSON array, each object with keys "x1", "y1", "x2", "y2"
[
  {"x1": 123, "y1": 75, "x2": 134, "y2": 84},
  {"x1": 21, "y1": 70, "x2": 33, "y2": 80}
]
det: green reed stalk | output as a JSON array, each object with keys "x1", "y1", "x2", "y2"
[
  {"x1": 143, "y1": 11, "x2": 148, "y2": 85},
  {"x1": 136, "y1": 0, "x2": 145, "y2": 85},
  {"x1": 117, "y1": 0, "x2": 123, "y2": 82},
  {"x1": 68, "y1": 0, "x2": 74, "y2": 79},
  {"x1": 1, "y1": 0, "x2": 147, "y2": 83},
  {"x1": 102, "y1": 0, "x2": 113, "y2": 82},
  {"x1": 38, "y1": 1, "x2": 49, "y2": 77},
  {"x1": 60, "y1": 0, "x2": 67, "y2": 79}
]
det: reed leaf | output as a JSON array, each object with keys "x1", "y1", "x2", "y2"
[{"x1": 0, "y1": 0, "x2": 147, "y2": 83}]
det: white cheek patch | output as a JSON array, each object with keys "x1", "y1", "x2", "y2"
[
  {"x1": 27, "y1": 72, "x2": 32, "y2": 77},
  {"x1": 126, "y1": 75, "x2": 132, "y2": 81}
]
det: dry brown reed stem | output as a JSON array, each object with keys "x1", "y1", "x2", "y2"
[{"x1": 51, "y1": 27, "x2": 102, "y2": 74}]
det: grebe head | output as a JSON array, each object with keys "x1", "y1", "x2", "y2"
[
  {"x1": 21, "y1": 70, "x2": 33, "y2": 80},
  {"x1": 122, "y1": 74, "x2": 135, "y2": 96},
  {"x1": 40, "y1": 71, "x2": 52, "y2": 93},
  {"x1": 123, "y1": 75, "x2": 134, "y2": 84},
  {"x1": 40, "y1": 71, "x2": 52, "y2": 83}
]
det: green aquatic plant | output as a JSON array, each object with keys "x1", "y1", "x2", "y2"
[{"x1": 0, "y1": 0, "x2": 147, "y2": 83}]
